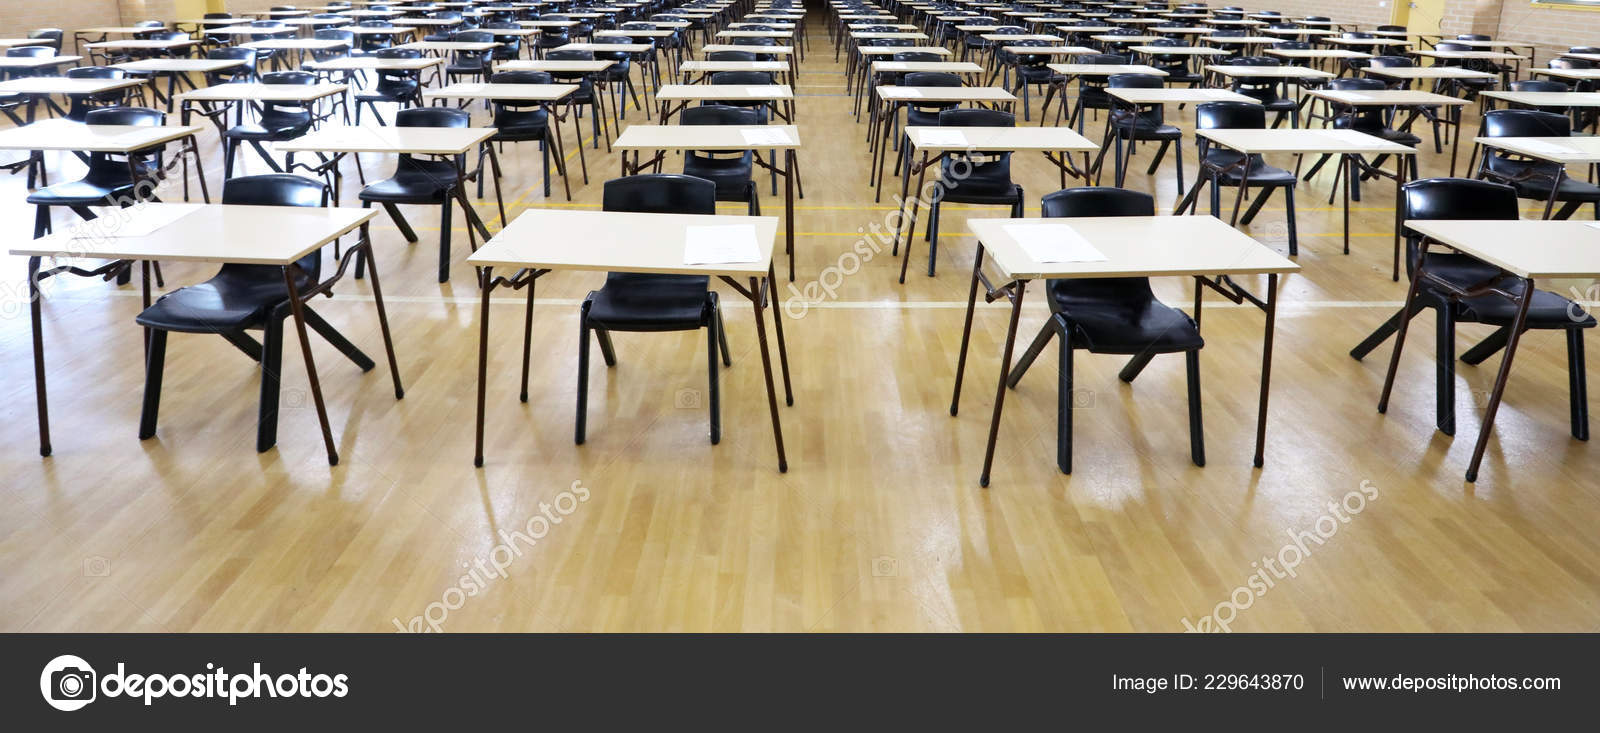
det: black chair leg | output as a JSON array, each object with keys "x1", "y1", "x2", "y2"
[
  {"x1": 595, "y1": 326, "x2": 617, "y2": 367},
  {"x1": 220, "y1": 329, "x2": 264, "y2": 361},
  {"x1": 137, "y1": 328, "x2": 168, "y2": 440},
  {"x1": 381, "y1": 202, "x2": 418, "y2": 242},
  {"x1": 1007, "y1": 320, "x2": 1056, "y2": 389},
  {"x1": 714, "y1": 302, "x2": 731, "y2": 366},
  {"x1": 1057, "y1": 322, "x2": 1073, "y2": 475},
  {"x1": 1186, "y1": 349, "x2": 1204, "y2": 467},
  {"x1": 707, "y1": 316, "x2": 720, "y2": 445},
  {"x1": 1569, "y1": 328, "x2": 1589, "y2": 441},
  {"x1": 577, "y1": 304, "x2": 591, "y2": 445},
  {"x1": 1352, "y1": 299, "x2": 1428, "y2": 361},
  {"x1": 257, "y1": 316, "x2": 284, "y2": 453},
  {"x1": 1461, "y1": 325, "x2": 1511, "y2": 365},
  {"x1": 1284, "y1": 186, "x2": 1298, "y2": 257},
  {"x1": 1239, "y1": 185, "x2": 1273, "y2": 225},
  {"x1": 926, "y1": 199, "x2": 940, "y2": 277},
  {"x1": 301, "y1": 306, "x2": 375, "y2": 371},
  {"x1": 1118, "y1": 351, "x2": 1156, "y2": 383},
  {"x1": 1436, "y1": 307, "x2": 1456, "y2": 436},
  {"x1": 1146, "y1": 140, "x2": 1169, "y2": 175},
  {"x1": 437, "y1": 197, "x2": 452, "y2": 283}
]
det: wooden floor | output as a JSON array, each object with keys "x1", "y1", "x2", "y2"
[{"x1": 3, "y1": 16, "x2": 1600, "y2": 632}]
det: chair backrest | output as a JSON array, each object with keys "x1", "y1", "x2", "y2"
[
  {"x1": 708, "y1": 50, "x2": 756, "y2": 61},
  {"x1": 375, "y1": 47, "x2": 420, "y2": 59},
  {"x1": 1108, "y1": 72, "x2": 1162, "y2": 89},
  {"x1": 5, "y1": 46, "x2": 54, "y2": 58},
  {"x1": 1368, "y1": 55, "x2": 1414, "y2": 68},
  {"x1": 84, "y1": 105, "x2": 163, "y2": 126},
  {"x1": 220, "y1": 174, "x2": 328, "y2": 279},
  {"x1": 711, "y1": 70, "x2": 774, "y2": 85},
  {"x1": 1402, "y1": 178, "x2": 1518, "y2": 223},
  {"x1": 1328, "y1": 77, "x2": 1386, "y2": 91},
  {"x1": 903, "y1": 71, "x2": 961, "y2": 87},
  {"x1": 682, "y1": 103, "x2": 759, "y2": 126},
  {"x1": 490, "y1": 70, "x2": 552, "y2": 84},
  {"x1": 1196, "y1": 100, "x2": 1265, "y2": 129},
  {"x1": 1457, "y1": 33, "x2": 1490, "y2": 41},
  {"x1": 397, "y1": 106, "x2": 470, "y2": 128},
  {"x1": 1550, "y1": 57, "x2": 1592, "y2": 70},
  {"x1": 602, "y1": 174, "x2": 716, "y2": 215},
  {"x1": 1510, "y1": 79, "x2": 1570, "y2": 93},
  {"x1": 1482, "y1": 108, "x2": 1572, "y2": 138},
  {"x1": 1041, "y1": 187, "x2": 1154, "y2": 218},
  {"x1": 894, "y1": 51, "x2": 945, "y2": 63},
  {"x1": 67, "y1": 66, "x2": 124, "y2": 79}
]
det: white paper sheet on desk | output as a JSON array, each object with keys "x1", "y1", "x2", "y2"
[
  {"x1": 918, "y1": 129, "x2": 969, "y2": 146},
  {"x1": 741, "y1": 127, "x2": 792, "y2": 145},
  {"x1": 745, "y1": 85, "x2": 785, "y2": 95},
  {"x1": 1005, "y1": 223, "x2": 1107, "y2": 263},
  {"x1": 684, "y1": 224, "x2": 762, "y2": 265},
  {"x1": 76, "y1": 203, "x2": 204, "y2": 238}
]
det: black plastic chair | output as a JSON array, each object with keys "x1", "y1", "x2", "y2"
[
  {"x1": 358, "y1": 107, "x2": 476, "y2": 282},
  {"x1": 206, "y1": 47, "x2": 258, "y2": 85},
  {"x1": 26, "y1": 28, "x2": 64, "y2": 53},
  {"x1": 576, "y1": 174, "x2": 732, "y2": 444},
  {"x1": 594, "y1": 35, "x2": 643, "y2": 119},
  {"x1": 1184, "y1": 101, "x2": 1300, "y2": 254},
  {"x1": 64, "y1": 66, "x2": 133, "y2": 120},
  {"x1": 482, "y1": 70, "x2": 572, "y2": 201},
  {"x1": 907, "y1": 108, "x2": 1025, "y2": 280},
  {"x1": 355, "y1": 47, "x2": 424, "y2": 125},
  {"x1": 1063, "y1": 53, "x2": 1128, "y2": 133},
  {"x1": 1476, "y1": 109, "x2": 1600, "y2": 219},
  {"x1": 1102, "y1": 73, "x2": 1184, "y2": 190},
  {"x1": 681, "y1": 104, "x2": 760, "y2": 215},
  {"x1": 546, "y1": 48, "x2": 609, "y2": 147},
  {"x1": 445, "y1": 30, "x2": 497, "y2": 84},
  {"x1": 1004, "y1": 187, "x2": 1203, "y2": 473},
  {"x1": 222, "y1": 71, "x2": 317, "y2": 179},
  {"x1": 134, "y1": 174, "x2": 383, "y2": 453},
  {"x1": 1352, "y1": 178, "x2": 1593, "y2": 439},
  {"x1": 1224, "y1": 55, "x2": 1297, "y2": 128}
]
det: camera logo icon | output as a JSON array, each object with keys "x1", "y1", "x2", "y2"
[
  {"x1": 674, "y1": 388, "x2": 702, "y2": 409},
  {"x1": 39, "y1": 654, "x2": 96, "y2": 711}
]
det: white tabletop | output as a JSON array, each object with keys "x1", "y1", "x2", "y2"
[
  {"x1": 1473, "y1": 136, "x2": 1600, "y2": 165},
  {"x1": 614, "y1": 124, "x2": 802, "y2": 150},
  {"x1": 904, "y1": 125, "x2": 1098, "y2": 152},
  {"x1": 656, "y1": 83, "x2": 795, "y2": 101},
  {"x1": 11, "y1": 204, "x2": 377, "y2": 265},
  {"x1": 277, "y1": 125, "x2": 496, "y2": 155},
  {"x1": 1198, "y1": 128, "x2": 1417, "y2": 155},
  {"x1": 468, "y1": 208, "x2": 779, "y2": 277},
  {"x1": 423, "y1": 82, "x2": 579, "y2": 101},
  {"x1": 967, "y1": 215, "x2": 1300, "y2": 281},
  {"x1": 1405, "y1": 219, "x2": 1600, "y2": 279},
  {"x1": 177, "y1": 82, "x2": 347, "y2": 102},
  {"x1": 0, "y1": 119, "x2": 203, "y2": 152}
]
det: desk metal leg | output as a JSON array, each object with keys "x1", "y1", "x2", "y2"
[
  {"x1": 896, "y1": 149, "x2": 930, "y2": 284},
  {"x1": 1466, "y1": 279, "x2": 1534, "y2": 483},
  {"x1": 358, "y1": 224, "x2": 405, "y2": 401},
  {"x1": 28, "y1": 257, "x2": 50, "y2": 457},
  {"x1": 950, "y1": 243, "x2": 984, "y2": 418},
  {"x1": 749, "y1": 275, "x2": 788, "y2": 472},
  {"x1": 980, "y1": 279, "x2": 1027, "y2": 487},
  {"x1": 282, "y1": 264, "x2": 338, "y2": 465},
  {"x1": 777, "y1": 149, "x2": 795, "y2": 281},
  {"x1": 1253, "y1": 272, "x2": 1278, "y2": 468}
]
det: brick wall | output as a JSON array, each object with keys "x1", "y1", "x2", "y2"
[
  {"x1": 1496, "y1": 2, "x2": 1600, "y2": 58},
  {"x1": 1, "y1": 0, "x2": 123, "y2": 39}
]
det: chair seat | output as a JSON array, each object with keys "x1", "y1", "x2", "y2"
[
  {"x1": 585, "y1": 274, "x2": 712, "y2": 331},
  {"x1": 359, "y1": 158, "x2": 460, "y2": 203},
  {"x1": 491, "y1": 108, "x2": 549, "y2": 140},
  {"x1": 1048, "y1": 279, "x2": 1205, "y2": 353},
  {"x1": 224, "y1": 116, "x2": 311, "y2": 141},
  {"x1": 26, "y1": 176, "x2": 137, "y2": 206},
  {"x1": 356, "y1": 80, "x2": 418, "y2": 101},
  {"x1": 135, "y1": 266, "x2": 314, "y2": 332},
  {"x1": 1111, "y1": 113, "x2": 1180, "y2": 139},
  {"x1": 684, "y1": 152, "x2": 754, "y2": 199},
  {"x1": 1494, "y1": 163, "x2": 1600, "y2": 202},
  {"x1": 1203, "y1": 150, "x2": 1296, "y2": 185},
  {"x1": 1454, "y1": 277, "x2": 1599, "y2": 329}
]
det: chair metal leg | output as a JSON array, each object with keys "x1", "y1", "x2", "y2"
[
  {"x1": 1118, "y1": 351, "x2": 1157, "y2": 383},
  {"x1": 1057, "y1": 321, "x2": 1073, "y2": 475},
  {"x1": 437, "y1": 196, "x2": 452, "y2": 283},
  {"x1": 256, "y1": 316, "x2": 284, "y2": 453},
  {"x1": 1186, "y1": 349, "x2": 1205, "y2": 467},
  {"x1": 1006, "y1": 320, "x2": 1056, "y2": 389},
  {"x1": 1352, "y1": 300, "x2": 1427, "y2": 361},
  {"x1": 519, "y1": 279, "x2": 535, "y2": 403},
  {"x1": 137, "y1": 328, "x2": 168, "y2": 440},
  {"x1": 707, "y1": 312, "x2": 720, "y2": 445},
  {"x1": 1569, "y1": 328, "x2": 1589, "y2": 441},
  {"x1": 1436, "y1": 306, "x2": 1456, "y2": 436},
  {"x1": 301, "y1": 306, "x2": 375, "y2": 371},
  {"x1": 577, "y1": 303, "x2": 591, "y2": 445}
]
